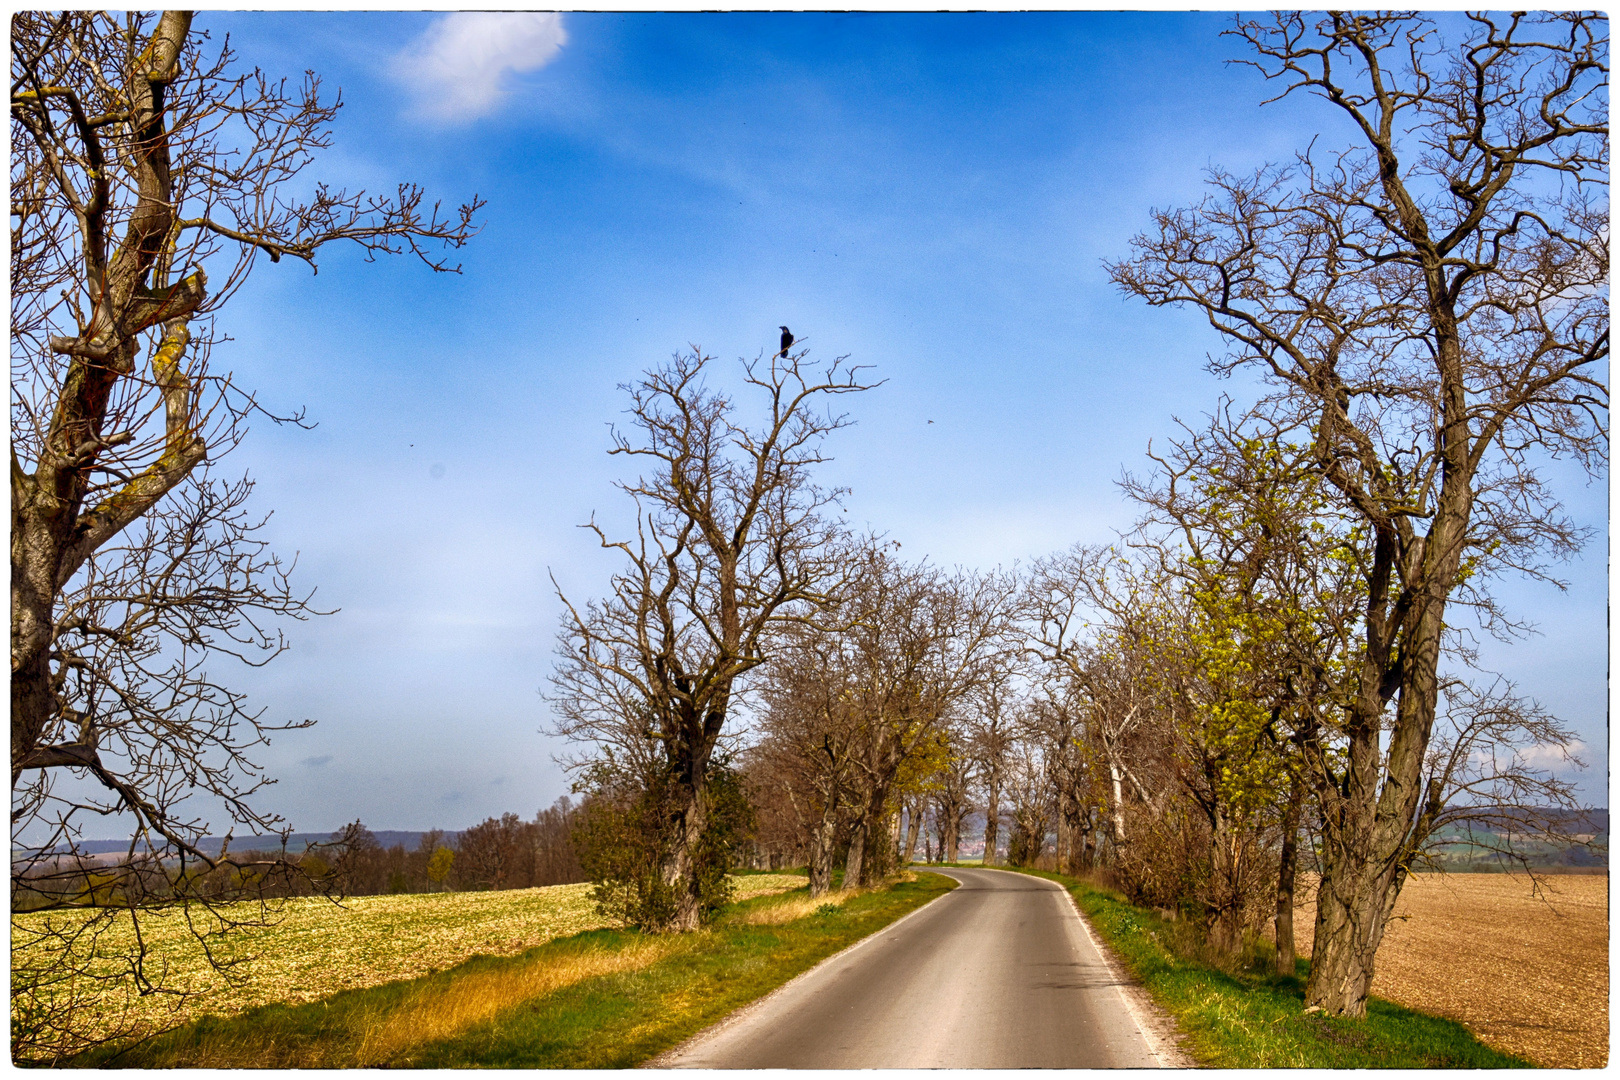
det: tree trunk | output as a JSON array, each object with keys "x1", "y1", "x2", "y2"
[
  {"x1": 845, "y1": 782, "x2": 892, "y2": 888},
  {"x1": 807, "y1": 799, "x2": 839, "y2": 897},
  {"x1": 1206, "y1": 809, "x2": 1243, "y2": 954},
  {"x1": 1305, "y1": 481, "x2": 1468, "y2": 1012},
  {"x1": 660, "y1": 775, "x2": 708, "y2": 932},
  {"x1": 901, "y1": 799, "x2": 922, "y2": 866},
  {"x1": 1054, "y1": 811, "x2": 1071, "y2": 874},
  {"x1": 1305, "y1": 850, "x2": 1407, "y2": 1015},
  {"x1": 1107, "y1": 758, "x2": 1127, "y2": 844},
  {"x1": 981, "y1": 775, "x2": 1001, "y2": 867},
  {"x1": 1275, "y1": 774, "x2": 1305, "y2": 977},
  {"x1": 842, "y1": 818, "x2": 866, "y2": 890}
]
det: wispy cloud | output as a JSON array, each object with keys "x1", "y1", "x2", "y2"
[
  {"x1": 393, "y1": 12, "x2": 567, "y2": 123},
  {"x1": 301, "y1": 754, "x2": 333, "y2": 768},
  {"x1": 1520, "y1": 740, "x2": 1589, "y2": 771}
]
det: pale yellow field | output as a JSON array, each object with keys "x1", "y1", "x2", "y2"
[
  {"x1": 1294, "y1": 872, "x2": 1608, "y2": 1068},
  {"x1": 13, "y1": 873, "x2": 806, "y2": 1046}
]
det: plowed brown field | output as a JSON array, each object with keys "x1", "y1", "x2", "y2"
[{"x1": 1293, "y1": 872, "x2": 1608, "y2": 1068}]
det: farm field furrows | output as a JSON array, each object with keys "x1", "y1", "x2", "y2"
[
  {"x1": 1294, "y1": 872, "x2": 1608, "y2": 1068},
  {"x1": 14, "y1": 873, "x2": 806, "y2": 1046}
]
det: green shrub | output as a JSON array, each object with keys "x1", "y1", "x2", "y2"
[{"x1": 572, "y1": 760, "x2": 754, "y2": 931}]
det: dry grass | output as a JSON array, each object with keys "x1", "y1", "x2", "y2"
[
  {"x1": 110, "y1": 937, "x2": 701, "y2": 1068},
  {"x1": 13, "y1": 873, "x2": 806, "y2": 1049},
  {"x1": 730, "y1": 871, "x2": 924, "y2": 926},
  {"x1": 353, "y1": 936, "x2": 687, "y2": 1065},
  {"x1": 1293, "y1": 872, "x2": 1608, "y2": 1068},
  {"x1": 735, "y1": 890, "x2": 850, "y2": 925}
]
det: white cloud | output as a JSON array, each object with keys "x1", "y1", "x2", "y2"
[
  {"x1": 1519, "y1": 740, "x2": 1590, "y2": 771},
  {"x1": 393, "y1": 12, "x2": 567, "y2": 123}
]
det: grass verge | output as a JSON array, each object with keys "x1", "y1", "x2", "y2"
[
  {"x1": 69, "y1": 871, "x2": 954, "y2": 1068},
  {"x1": 998, "y1": 865, "x2": 1530, "y2": 1068}
]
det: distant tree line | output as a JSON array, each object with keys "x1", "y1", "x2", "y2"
[
  {"x1": 287, "y1": 799, "x2": 589, "y2": 897},
  {"x1": 14, "y1": 799, "x2": 589, "y2": 911}
]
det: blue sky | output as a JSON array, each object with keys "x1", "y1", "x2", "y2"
[{"x1": 179, "y1": 11, "x2": 1607, "y2": 834}]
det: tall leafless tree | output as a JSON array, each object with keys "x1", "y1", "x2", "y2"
[
  {"x1": 10, "y1": 11, "x2": 480, "y2": 1058},
  {"x1": 551, "y1": 347, "x2": 873, "y2": 930},
  {"x1": 967, "y1": 667, "x2": 1018, "y2": 867},
  {"x1": 1109, "y1": 11, "x2": 1606, "y2": 1014}
]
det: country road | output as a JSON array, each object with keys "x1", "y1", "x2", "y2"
[{"x1": 655, "y1": 867, "x2": 1169, "y2": 1068}]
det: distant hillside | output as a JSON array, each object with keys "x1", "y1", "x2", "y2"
[{"x1": 1425, "y1": 808, "x2": 1608, "y2": 871}]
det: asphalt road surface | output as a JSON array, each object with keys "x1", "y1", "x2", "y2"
[{"x1": 659, "y1": 867, "x2": 1165, "y2": 1068}]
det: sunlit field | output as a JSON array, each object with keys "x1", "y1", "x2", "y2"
[
  {"x1": 1295, "y1": 873, "x2": 1608, "y2": 1068},
  {"x1": 14, "y1": 873, "x2": 806, "y2": 1046}
]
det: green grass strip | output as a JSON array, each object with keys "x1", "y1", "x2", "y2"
[
  {"x1": 72, "y1": 872, "x2": 955, "y2": 1069},
  {"x1": 999, "y1": 866, "x2": 1529, "y2": 1068}
]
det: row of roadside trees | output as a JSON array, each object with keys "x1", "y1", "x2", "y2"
[{"x1": 552, "y1": 9, "x2": 1607, "y2": 1022}]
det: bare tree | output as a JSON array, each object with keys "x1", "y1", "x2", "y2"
[
  {"x1": 1024, "y1": 546, "x2": 1169, "y2": 849},
  {"x1": 751, "y1": 619, "x2": 864, "y2": 895},
  {"x1": 967, "y1": 668, "x2": 1018, "y2": 867},
  {"x1": 551, "y1": 346, "x2": 873, "y2": 930},
  {"x1": 1109, "y1": 12, "x2": 1606, "y2": 1015},
  {"x1": 1023, "y1": 688, "x2": 1101, "y2": 874},
  {"x1": 10, "y1": 11, "x2": 480, "y2": 1058},
  {"x1": 1002, "y1": 742, "x2": 1053, "y2": 868},
  {"x1": 929, "y1": 746, "x2": 973, "y2": 865}
]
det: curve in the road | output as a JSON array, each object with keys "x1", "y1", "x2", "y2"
[{"x1": 655, "y1": 866, "x2": 1167, "y2": 1068}]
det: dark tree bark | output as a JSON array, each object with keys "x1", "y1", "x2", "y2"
[{"x1": 1274, "y1": 773, "x2": 1305, "y2": 978}]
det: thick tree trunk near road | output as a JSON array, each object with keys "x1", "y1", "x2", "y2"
[
  {"x1": 1206, "y1": 810, "x2": 1244, "y2": 954},
  {"x1": 943, "y1": 812, "x2": 960, "y2": 863},
  {"x1": 843, "y1": 819, "x2": 867, "y2": 890},
  {"x1": 844, "y1": 780, "x2": 893, "y2": 888},
  {"x1": 808, "y1": 801, "x2": 839, "y2": 897},
  {"x1": 1306, "y1": 848, "x2": 1408, "y2": 1016},
  {"x1": 661, "y1": 775, "x2": 709, "y2": 932},
  {"x1": 1306, "y1": 441, "x2": 1470, "y2": 1011},
  {"x1": 1107, "y1": 760, "x2": 1127, "y2": 843}
]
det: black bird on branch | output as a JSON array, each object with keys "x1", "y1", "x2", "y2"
[{"x1": 777, "y1": 326, "x2": 794, "y2": 359}]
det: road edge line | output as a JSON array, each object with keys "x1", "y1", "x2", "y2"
[
  {"x1": 971, "y1": 865, "x2": 1194, "y2": 1069},
  {"x1": 639, "y1": 871, "x2": 960, "y2": 1069},
  {"x1": 1046, "y1": 874, "x2": 1196, "y2": 1069}
]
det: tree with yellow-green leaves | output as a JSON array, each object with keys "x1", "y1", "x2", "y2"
[
  {"x1": 1123, "y1": 390, "x2": 1590, "y2": 978},
  {"x1": 426, "y1": 846, "x2": 454, "y2": 892},
  {"x1": 1123, "y1": 407, "x2": 1366, "y2": 958}
]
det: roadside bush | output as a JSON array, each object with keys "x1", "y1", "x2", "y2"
[{"x1": 1109, "y1": 794, "x2": 1277, "y2": 949}]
